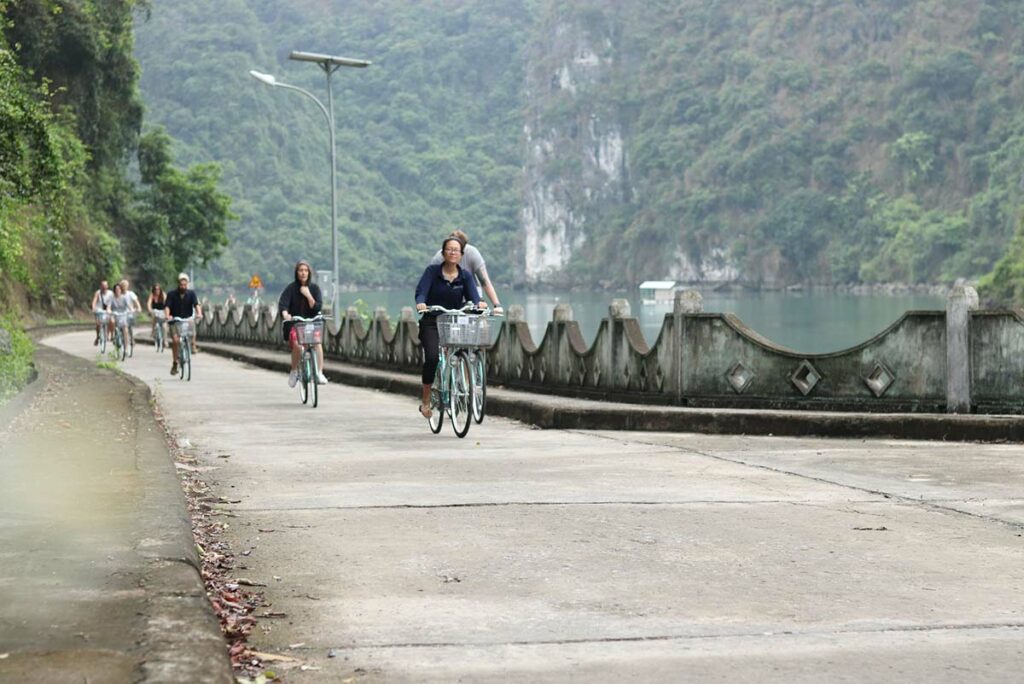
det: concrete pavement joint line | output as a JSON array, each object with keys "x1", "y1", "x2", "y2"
[
  {"x1": 581, "y1": 431, "x2": 1024, "y2": 532},
  {"x1": 295, "y1": 621, "x2": 1024, "y2": 652},
  {"x1": 236, "y1": 498, "x2": 884, "y2": 512}
]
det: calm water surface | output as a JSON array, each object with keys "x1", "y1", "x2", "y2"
[{"x1": 322, "y1": 288, "x2": 945, "y2": 354}]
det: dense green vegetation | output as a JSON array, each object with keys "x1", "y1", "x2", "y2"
[
  {"x1": 0, "y1": 0, "x2": 233, "y2": 314},
  {"x1": 36, "y1": 1, "x2": 1018, "y2": 303},
  {"x1": 543, "y1": 0, "x2": 1024, "y2": 293},
  {"x1": 135, "y1": 0, "x2": 528, "y2": 290},
  {"x1": 0, "y1": 313, "x2": 33, "y2": 401}
]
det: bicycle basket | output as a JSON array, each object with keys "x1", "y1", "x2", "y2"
[
  {"x1": 437, "y1": 314, "x2": 495, "y2": 348},
  {"x1": 175, "y1": 319, "x2": 193, "y2": 337},
  {"x1": 294, "y1": 319, "x2": 324, "y2": 346}
]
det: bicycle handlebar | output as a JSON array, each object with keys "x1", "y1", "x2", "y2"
[
  {"x1": 418, "y1": 305, "x2": 503, "y2": 318},
  {"x1": 289, "y1": 314, "x2": 332, "y2": 322}
]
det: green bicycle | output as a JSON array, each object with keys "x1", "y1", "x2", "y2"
[{"x1": 421, "y1": 306, "x2": 496, "y2": 438}]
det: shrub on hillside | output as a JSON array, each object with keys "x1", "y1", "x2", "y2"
[{"x1": 0, "y1": 315, "x2": 34, "y2": 403}]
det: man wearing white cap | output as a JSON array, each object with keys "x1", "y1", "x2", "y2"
[{"x1": 164, "y1": 272, "x2": 203, "y2": 376}]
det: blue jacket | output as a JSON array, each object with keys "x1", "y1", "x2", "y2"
[{"x1": 415, "y1": 264, "x2": 481, "y2": 316}]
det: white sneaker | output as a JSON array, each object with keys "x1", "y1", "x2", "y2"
[
  {"x1": 316, "y1": 372, "x2": 329, "y2": 385},
  {"x1": 288, "y1": 370, "x2": 299, "y2": 388}
]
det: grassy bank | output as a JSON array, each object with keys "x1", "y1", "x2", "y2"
[{"x1": 0, "y1": 315, "x2": 35, "y2": 404}]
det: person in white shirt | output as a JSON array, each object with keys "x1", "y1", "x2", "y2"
[
  {"x1": 120, "y1": 279, "x2": 143, "y2": 346},
  {"x1": 90, "y1": 279, "x2": 114, "y2": 345}
]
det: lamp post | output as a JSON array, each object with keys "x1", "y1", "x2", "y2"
[{"x1": 248, "y1": 51, "x2": 370, "y2": 312}]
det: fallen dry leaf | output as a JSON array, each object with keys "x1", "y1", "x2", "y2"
[{"x1": 249, "y1": 651, "x2": 299, "y2": 663}]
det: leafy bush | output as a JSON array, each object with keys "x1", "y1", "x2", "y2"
[{"x1": 0, "y1": 315, "x2": 34, "y2": 403}]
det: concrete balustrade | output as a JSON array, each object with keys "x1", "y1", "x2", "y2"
[{"x1": 197, "y1": 287, "x2": 1023, "y2": 414}]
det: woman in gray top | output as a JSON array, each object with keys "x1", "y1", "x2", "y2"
[{"x1": 429, "y1": 230, "x2": 503, "y2": 314}]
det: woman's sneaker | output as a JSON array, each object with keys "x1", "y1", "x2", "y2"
[
  {"x1": 288, "y1": 370, "x2": 299, "y2": 388},
  {"x1": 316, "y1": 372, "x2": 329, "y2": 385}
]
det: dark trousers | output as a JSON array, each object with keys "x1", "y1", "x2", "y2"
[{"x1": 419, "y1": 320, "x2": 440, "y2": 385}]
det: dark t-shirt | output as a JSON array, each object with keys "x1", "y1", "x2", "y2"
[{"x1": 165, "y1": 288, "x2": 199, "y2": 319}]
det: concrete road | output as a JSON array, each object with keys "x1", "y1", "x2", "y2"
[{"x1": 46, "y1": 331, "x2": 1024, "y2": 682}]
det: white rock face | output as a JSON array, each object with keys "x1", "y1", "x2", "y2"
[
  {"x1": 522, "y1": 22, "x2": 628, "y2": 283},
  {"x1": 671, "y1": 247, "x2": 741, "y2": 283}
]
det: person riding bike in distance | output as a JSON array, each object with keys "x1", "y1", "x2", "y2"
[
  {"x1": 415, "y1": 235, "x2": 483, "y2": 418},
  {"x1": 120, "y1": 278, "x2": 143, "y2": 347},
  {"x1": 164, "y1": 273, "x2": 203, "y2": 376},
  {"x1": 429, "y1": 230, "x2": 503, "y2": 315},
  {"x1": 278, "y1": 259, "x2": 327, "y2": 387},
  {"x1": 90, "y1": 279, "x2": 114, "y2": 345},
  {"x1": 147, "y1": 283, "x2": 166, "y2": 339}
]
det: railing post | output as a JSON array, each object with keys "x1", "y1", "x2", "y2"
[
  {"x1": 552, "y1": 303, "x2": 573, "y2": 385},
  {"x1": 400, "y1": 307, "x2": 416, "y2": 370},
  {"x1": 506, "y1": 304, "x2": 526, "y2": 386},
  {"x1": 946, "y1": 284, "x2": 978, "y2": 414},
  {"x1": 607, "y1": 299, "x2": 630, "y2": 390},
  {"x1": 674, "y1": 289, "x2": 703, "y2": 405}
]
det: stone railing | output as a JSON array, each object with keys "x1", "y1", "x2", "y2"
[{"x1": 196, "y1": 286, "x2": 1023, "y2": 414}]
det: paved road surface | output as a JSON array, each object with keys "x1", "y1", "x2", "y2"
[{"x1": 46, "y1": 331, "x2": 1024, "y2": 682}]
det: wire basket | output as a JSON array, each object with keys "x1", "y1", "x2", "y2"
[
  {"x1": 294, "y1": 319, "x2": 324, "y2": 346},
  {"x1": 174, "y1": 319, "x2": 193, "y2": 338},
  {"x1": 112, "y1": 311, "x2": 131, "y2": 326},
  {"x1": 437, "y1": 314, "x2": 495, "y2": 348}
]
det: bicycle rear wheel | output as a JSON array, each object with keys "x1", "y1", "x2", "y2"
[
  {"x1": 449, "y1": 352, "x2": 472, "y2": 438},
  {"x1": 99, "y1": 325, "x2": 107, "y2": 353},
  {"x1": 471, "y1": 351, "x2": 486, "y2": 424},
  {"x1": 299, "y1": 353, "x2": 310, "y2": 404}
]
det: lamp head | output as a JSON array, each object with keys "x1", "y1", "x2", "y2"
[{"x1": 248, "y1": 70, "x2": 277, "y2": 86}]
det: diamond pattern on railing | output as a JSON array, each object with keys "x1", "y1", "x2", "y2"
[
  {"x1": 864, "y1": 362, "x2": 895, "y2": 398},
  {"x1": 726, "y1": 362, "x2": 756, "y2": 394},
  {"x1": 789, "y1": 360, "x2": 821, "y2": 396}
]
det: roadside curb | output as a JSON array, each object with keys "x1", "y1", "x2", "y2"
[
  {"x1": 25, "y1": 336, "x2": 234, "y2": 682},
  {"x1": 199, "y1": 341, "x2": 1024, "y2": 443},
  {"x1": 119, "y1": 370, "x2": 234, "y2": 682}
]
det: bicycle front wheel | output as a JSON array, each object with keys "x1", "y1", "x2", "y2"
[
  {"x1": 128, "y1": 330, "x2": 134, "y2": 358},
  {"x1": 310, "y1": 353, "x2": 319, "y2": 408},
  {"x1": 299, "y1": 353, "x2": 310, "y2": 404},
  {"x1": 155, "y1": 325, "x2": 163, "y2": 352},
  {"x1": 471, "y1": 351, "x2": 486, "y2": 424},
  {"x1": 428, "y1": 375, "x2": 444, "y2": 434},
  {"x1": 449, "y1": 352, "x2": 472, "y2": 438},
  {"x1": 116, "y1": 329, "x2": 126, "y2": 361},
  {"x1": 180, "y1": 343, "x2": 191, "y2": 381}
]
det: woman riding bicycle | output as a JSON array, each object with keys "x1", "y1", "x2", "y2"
[
  {"x1": 278, "y1": 259, "x2": 327, "y2": 387},
  {"x1": 109, "y1": 282, "x2": 132, "y2": 345},
  {"x1": 414, "y1": 235, "x2": 482, "y2": 418},
  {"x1": 147, "y1": 283, "x2": 166, "y2": 346}
]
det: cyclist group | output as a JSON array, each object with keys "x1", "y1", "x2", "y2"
[
  {"x1": 275, "y1": 229, "x2": 502, "y2": 420},
  {"x1": 90, "y1": 272, "x2": 202, "y2": 375},
  {"x1": 91, "y1": 229, "x2": 501, "y2": 424}
]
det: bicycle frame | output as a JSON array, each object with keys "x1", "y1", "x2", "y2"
[{"x1": 290, "y1": 314, "x2": 330, "y2": 408}]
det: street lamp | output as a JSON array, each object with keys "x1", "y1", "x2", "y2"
[{"x1": 248, "y1": 50, "x2": 370, "y2": 312}]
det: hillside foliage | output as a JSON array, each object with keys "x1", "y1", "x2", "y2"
[
  {"x1": 0, "y1": 0, "x2": 232, "y2": 313},
  {"x1": 130, "y1": 1, "x2": 1024, "y2": 299}
]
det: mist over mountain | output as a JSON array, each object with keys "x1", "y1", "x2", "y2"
[{"x1": 134, "y1": 0, "x2": 1024, "y2": 295}]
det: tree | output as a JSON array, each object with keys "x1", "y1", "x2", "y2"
[{"x1": 127, "y1": 127, "x2": 236, "y2": 285}]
